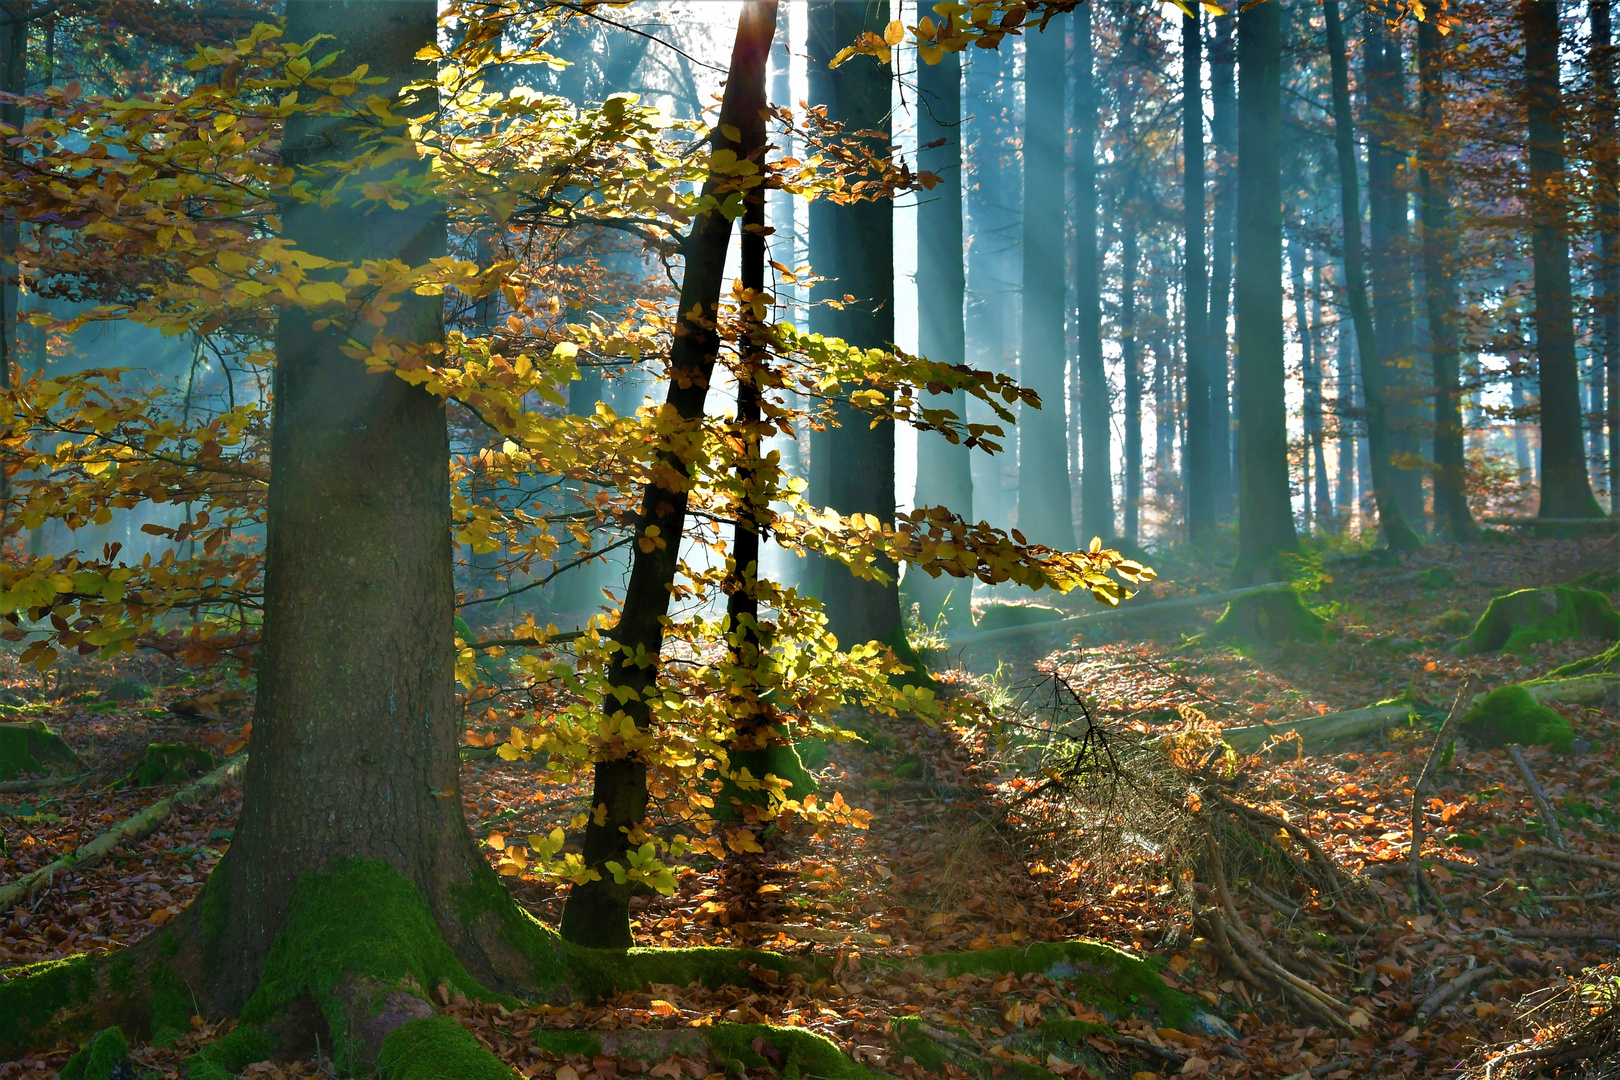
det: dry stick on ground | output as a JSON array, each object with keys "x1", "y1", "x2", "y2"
[
  {"x1": 1410, "y1": 680, "x2": 1477, "y2": 912},
  {"x1": 0, "y1": 755, "x2": 246, "y2": 915},
  {"x1": 1505, "y1": 744, "x2": 1567, "y2": 850},
  {"x1": 1417, "y1": 962, "x2": 1501, "y2": 1024},
  {"x1": 1509, "y1": 845, "x2": 1620, "y2": 873},
  {"x1": 1207, "y1": 790, "x2": 1368, "y2": 931},
  {"x1": 0, "y1": 772, "x2": 92, "y2": 795}
]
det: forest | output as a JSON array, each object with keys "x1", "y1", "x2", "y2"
[{"x1": 0, "y1": 0, "x2": 1617, "y2": 1078}]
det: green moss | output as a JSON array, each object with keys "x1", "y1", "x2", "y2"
[
  {"x1": 452, "y1": 860, "x2": 568, "y2": 991},
  {"x1": 707, "y1": 1023, "x2": 885, "y2": 1080},
  {"x1": 890, "y1": 1016, "x2": 949, "y2": 1073},
  {"x1": 1208, "y1": 591, "x2": 1330, "y2": 646},
  {"x1": 908, "y1": 941, "x2": 1196, "y2": 1030},
  {"x1": 975, "y1": 604, "x2": 1065, "y2": 632},
  {"x1": 132, "y1": 743, "x2": 217, "y2": 788},
  {"x1": 1446, "y1": 832, "x2": 1486, "y2": 850},
  {"x1": 379, "y1": 1015, "x2": 519, "y2": 1080},
  {"x1": 60, "y1": 1026, "x2": 130, "y2": 1080},
  {"x1": 1420, "y1": 567, "x2": 1455, "y2": 589},
  {"x1": 1568, "y1": 570, "x2": 1620, "y2": 593},
  {"x1": 1548, "y1": 641, "x2": 1620, "y2": 678},
  {"x1": 563, "y1": 944, "x2": 804, "y2": 1001},
  {"x1": 1436, "y1": 609, "x2": 1474, "y2": 635},
  {"x1": 1460, "y1": 685, "x2": 1574, "y2": 750},
  {"x1": 0, "y1": 720, "x2": 83, "y2": 781},
  {"x1": 183, "y1": 1022, "x2": 273, "y2": 1079},
  {"x1": 103, "y1": 679, "x2": 151, "y2": 703},
  {"x1": 149, "y1": 960, "x2": 193, "y2": 1048},
  {"x1": 0, "y1": 954, "x2": 98, "y2": 1058},
  {"x1": 533, "y1": 1030, "x2": 604, "y2": 1056},
  {"x1": 1467, "y1": 587, "x2": 1620, "y2": 654},
  {"x1": 795, "y1": 739, "x2": 830, "y2": 771},
  {"x1": 714, "y1": 741, "x2": 819, "y2": 821}
]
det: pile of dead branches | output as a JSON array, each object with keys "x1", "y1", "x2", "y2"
[{"x1": 1465, "y1": 965, "x2": 1620, "y2": 1079}]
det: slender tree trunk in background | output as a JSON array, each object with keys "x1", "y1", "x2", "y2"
[
  {"x1": 1307, "y1": 251, "x2": 1333, "y2": 523},
  {"x1": 561, "y1": 3, "x2": 776, "y2": 946},
  {"x1": 912, "y1": 45, "x2": 973, "y2": 629},
  {"x1": 1592, "y1": 0, "x2": 1618, "y2": 505},
  {"x1": 1336, "y1": 310, "x2": 1358, "y2": 525},
  {"x1": 1150, "y1": 252, "x2": 1175, "y2": 517},
  {"x1": 1232, "y1": 0, "x2": 1297, "y2": 583},
  {"x1": 767, "y1": 5, "x2": 805, "y2": 544},
  {"x1": 1364, "y1": 8, "x2": 1425, "y2": 529},
  {"x1": 1018, "y1": 21, "x2": 1075, "y2": 549},
  {"x1": 1121, "y1": 213, "x2": 1140, "y2": 543},
  {"x1": 0, "y1": 4, "x2": 24, "y2": 516},
  {"x1": 1510, "y1": 362, "x2": 1534, "y2": 481},
  {"x1": 1183, "y1": 8, "x2": 1214, "y2": 541},
  {"x1": 205, "y1": 0, "x2": 531, "y2": 1006},
  {"x1": 1075, "y1": 2, "x2": 1112, "y2": 542},
  {"x1": 1521, "y1": 0, "x2": 1605, "y2": 519},
  {"x1": 1288, "y1": 235, "x2": 1319, "y2": 531},
  {"x1": 1417, "y1": 9, "x2": 1478, "y2": 538},
  {"x1": 1208, "y1": 13, "x2": 1236, "y2": 523},
  {"x1": 1323, "y1": 0, "x2": 1421, "y2": 550}
]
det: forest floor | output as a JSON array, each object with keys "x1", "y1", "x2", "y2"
[{"x1": 2, "y1": 530, "x2": 1618, "y2": 1080}]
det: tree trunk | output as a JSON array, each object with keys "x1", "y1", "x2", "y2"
[
  {"x1": 1417, "y1": 9, "x2": 1477, "y2": 539},
  {"x1": 1232, "y1": 0, "x2": 1297, "y2": 583},
  {"x1": 806, "y1": 0, "x2": 901, "y2": 644},
  {"x1": 1363, "y1": 9, "x2": 1426, "y2": 529},
  {"x1": 1307, "y1": 250, "x2": 1333, "y2": 524},
  {"x1": 1018, "y1": 21, "x2": 1075, "y2": 549},
  {"x1": 561, "y1": 1, "x2": 777, "y2": 946},
  {"x1": 1074, "y1": 1, "x2": 1113, "y2": 542},
  {"x1": 1288, "y1": 235, "x2": 1322, "y2": 531},
  {"x1": 1121, "y1": 212, "x2": 1140, "y2": 543},
  {"x1": 1522, "y1": 0, "x2": 1605, "y2": 519},
  {"x1": 1183, "y1": 9, "x2": 1214, "y2": 541},
  {"x1": 1590, "y1": 0, "x2": 1618, "y2": 507},
  {"x1": 1335, "y1": 304, "x2": 1358, "y2": 525},
  {"x1": 912, "y1": 45, "x2": 972, "y2": 628},
  {"x1": 1208, "y1": 12, "x2": 1236, "y2": 523},
  {"x1": 0, "y1": 3, "x2": 24, "y2": 516},
  {"x1": 1322, "y1": 0, "x2": 1421, "y2": 550}
]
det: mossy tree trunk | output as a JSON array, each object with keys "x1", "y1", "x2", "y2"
[{"x1": 560, "y1": 1, "x2": 777, "y2": 948}]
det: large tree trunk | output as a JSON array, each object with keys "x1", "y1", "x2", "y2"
[
  {"x1": 561, "y1": 2, "x2": 777, "y2": 946},
  {"x1": 1322, "y1": 0, "x2": 1421, "y2": 550},
  {"x1": 1017, "y1": 21, "x2": 1076, "y2": 549},
  {"x1": 1208, "y1": 12, "x2": 1237, "y2": 523},
  {"x1": 911, "y1": 45, "x2": 972, "y2": 629},
  {"x1": 1074, "y1": 1, "x2": 1113, "y2": 542},
  {"x1": 805, "y1": 0, "x2": 901, "y2": 645},
  {"x1": 1183, "y1": 9, "x2": 1214, "y2": 541},
  {"x1": 1417, "y1": 9, "x2": 1477, "y2": 539},
  {"x1": 1596, "y1": 0, "x2": 1619, "y2": 503},
  {"x1": 1232, "y1": 0, "x2": 1297, "y2": 583},
  {"x1": 1121, "y1": 213, "x2": 1140, "y2": 543},
  {"x1": 1522, "y1": 0, "x2": 1605, "y2": 519},
  {"x1": 1363, "y1": 9, "x2": 1426, "y2": 529}
]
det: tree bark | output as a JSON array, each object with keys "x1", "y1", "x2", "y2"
[
  {"x1": 1322, "y1": 0, "x2": 1421, "y2": 550},
  {"x1": 1208, "y1": 12, "x2": 1236, "y2": 523},
  {"x1": 561, "y1": 1, "x2": 777, "y2": 946},
  {"x1": 1307, "y1": 249, "x2": 1333, "y2": 524},
  {"x1": 1017, "y1": 20, "x2": 1075, "y2": 549},
  {"x1": 1121, "y1": 212, "x2": 1140, "y2": 543},
  {"x1": 1074, "y1": 1, "x2": 1113, "y2": 542},
  {"x1": 1522, "y1": 0, "x2": 1605, "y2": 519},
  {"x1": 1590, "y1": 0, "x2": 1618, "y2": 507},
  {"x1": 805, "y1": 0, "x2": 901, "y2": 645},
  {"x1": 912, "y1": 45, "x2": 972, "y2": 628},
  {"x1": 1183, "y1": 9, "x2": 1214, "y2": 541},
  {"x1": 1232, "y1": 0, "x2": 1298, "y2": 583},
  {"x1": 1288, "y1": 235, "x2": 1324, "y2": 530},
  {"x1": 1417, "y1": 8, "x2": 1477, "y2": 539}
]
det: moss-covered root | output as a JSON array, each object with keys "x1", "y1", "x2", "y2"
[
  {"x1": 1467, "y1": 587, "x2": 1620, "y2": 654},
  {"x1": 60, "y1": 1026, "x2": 133, "y2": 1080},
  {"x1": 0, "y1": 719, "x2": 84, "y2": 781},
  {"x1": 380, "y1": 1015, "x2": 520, "y2": 1080},
  {"x1": 132, "y1": 743, "x2": 218, "y2": 788},
  {"x1": 535, "y1": 1023, "x2": 888, "y2": 1080},
  {"x1": 714, "y1": 741, "x2": 819, "y2": 821},
  {"x1": 1549, "y1": 640, "x2": 1620, "y2": 679},
  {"x1": 1461, "y1": 685, "x2": 1574, "y2": 750},
  {"x1": 1208, "y1": 590, "x2": 1330, "y2": 647}
]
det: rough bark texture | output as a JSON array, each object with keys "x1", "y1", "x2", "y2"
[
  {"x1": 1323, "y1": 0, "x2": 1421, "y2": 551},
  {"x1": 561, "y1": 2, "x2": 777, "y2": 946},
  {"x1": 1074, "y1": 2, "x2": 1113, "y2": 543},
  {"x1": 1121, "y1": 213, "x2": 1141, "y2": 543},
  {"x1": 911, "y1": 47, "x2": 972, "y2": 629},
  {"x1": 1522, "y1": 0, "x2": 1605, "y2": 519},
  {"x1": 1183, "y1": 10, "x2": 1214, "y2": 542},
  {"x1": 1017, "y1": 22, "x2": 1075, "y2": 550},
  {"x1": 1596, "y1": 0, "x2": 1620, "y2": 500},
  {"x1": 1232, "y1": 0, "x2": 1297, "y2": 584},
  {"x1": 805, "y1": 0, "x2": 900, "y2": 646},
  {"x1": 1417, "y1": 10, "x2": 1477, "y2": 539},
  {"x1": 1207, "y1": 13, "x2": 1236, "y2": 524}
]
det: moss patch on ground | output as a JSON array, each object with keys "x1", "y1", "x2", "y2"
[
  {"x1": 0, "y1": 953, "x2": 99, "y2": 1058},
  {"x1": 380, "y1": 1015, "x2": 519, "y2": 1080},
  {"x1": 1460, "y1": 685, "x2": 1574, "y2": 750},
  {"x1": 60, "y1": 1025, "x2": 132, "y2": 1080},
  {"x1": 1208, "y1": 591, "x2": 1330, "y2": 647},
  {"x1": 564, "y1": 944, "x2": 805, "y2": 1002},
  {"x1": 132, "y1": 743, "x2": 217, "y2": 788},
  {"x1": 1467, "y1": 587, "x2": 1620, "y2": 654},
  {"x1": 0, "y1": 720, "x2": 83, "y2": 781}
]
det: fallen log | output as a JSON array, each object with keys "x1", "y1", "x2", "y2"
[
  {"x1": 1222, "y1": 673, "x2": 1618, "y2": 753},
  {"x1": 0, "y1": 772, "x2": 91, "y2": 795},
  {"x1": 1481, "y1": 516, "x2": 1618, "y2": 528},
  {"x1": 0, "y1": 754, "x2": 246, "y2": 915},
  {"x1": 950, "y1": 582, "x2": 1294, "y2": 646}
]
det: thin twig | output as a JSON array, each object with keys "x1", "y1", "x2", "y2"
[
  {"x1": 1505, "y1": 744, "x2": 1566, "y2": 850},
  {"x1": 1410, "y1": 679, "x2": 1475, "y2": 911}
]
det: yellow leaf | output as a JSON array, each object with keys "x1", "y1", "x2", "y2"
[
  {"x1": 884, "y1": 19, "x2": 905, "y2": 45},
  {"x1": 188, "y1": 266, "x2": 220, "y2": 289}
]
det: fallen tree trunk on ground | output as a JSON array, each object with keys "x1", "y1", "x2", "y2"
[
  {"x1": 1222, "y1": 674, "x2": 1619, "y2": 753},
  {"x1": 0, "y1": 754, "x2": 245, "y2": 915},
  {"x1": 950, "y1": 582, "x2": 1294, "y2": 646},
  {"x1": 1480, "y1": 517, "x2": 1618, "y2": 528}
]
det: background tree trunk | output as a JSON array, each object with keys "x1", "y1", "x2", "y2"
[
  {"x1": 1232, "y1": 0, "x2": 1297, "y2": 583},
  {"x1": 1074, "y1": 1, "x2": 1113, "y2": 543},
  {"x1": 1522, "y1": 0, "x2": 1605, "y2": 519},
  {"x1": 1121, "y1": 212, "x2": 1140, "y2": 543},
  {"x1": 1183, "y1": 9, "x2": 1214, "y2": 541},
  {"x1": 1595, "y1": 0, "x2": 1619, "y2": 503},
  {"x1": 1018, "y1": 21, "x2": 1075, "y2": 549},
  {"x1": 1207, "y1": 12, "x2": 1236, "y2": 524}
]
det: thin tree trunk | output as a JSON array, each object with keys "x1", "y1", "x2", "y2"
[
  {"x1": 1336, "y1": 306, "x2": 1358, "y2": 525},
  {"x1": 1183, "y1": 8, "x2": 1214, "y2": 540},
  {"x1": 1417, "y1": 8, "x2": 1477, "y2": 538},
  {"x1": 1232, "y1": 0, "x2": 1298, "y2": 583},
  {"x1": 560, "y1": 2, "x2": 777, "y2": 946},
  {"x1": 1208, "y1": 13, "x2": 1236, "y2": 523},
  {"x1": 1308, "y1": 250, "x2": 1333, "y2": 523},
  {"x1": 1289, "y1": 235, "x2": 1320, "y2": 531},
  {"x1": 1591, "y1": 0, "x2": 1618, "y2": 506},
  {"x1": 1121, "y1": 214, "x2": 1141, "y2": 544},
  {"x1": 1322, "y1": 0, "x2": 1421, "y2": 550},
  {"x1": 1151, "y1": 251, "x2": 1175, "y2": 517},
  {"x1": 1018, "y1": 21, "x2": 1075, "y2": 548},
  {"x1": 0, "y1": 3, "x2": 23, "y2": 518},
  {"x1": 1521, "y1": 0, "x2": 1604, "y2": 518},
  {"x1": 1075, "y1": 1, "x2": 1112, "y2": 542},
  {"x1": 912, "y1": 43, "x2": 972, "y2": 628}
]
